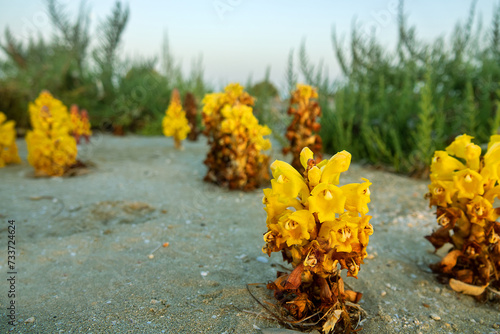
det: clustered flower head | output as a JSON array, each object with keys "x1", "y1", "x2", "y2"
[
  {"x1": 0, "y1": 112, "x2": 21, "y2": 167},
  {"x1": 184, "y1": 92, "x2": 199, "y2": 141},
  {"x1": 70, "y1": 104, "x2": 92, "y2": 144},
  {"x1": 426, "y1": 134, "x2": 500, "y2": 294},
  {"x1": 202, "y1": 83, "x2": 272, "y2": 190},
  {"x1": 25, "y1": 90, "x2": 77, "y2": 176},
  {"x1": 283, "y1": 84, "x2": 323, "y2": 172},
  {"x1": 262, "y1": 147, "x2": 373, "y2": 333},
  {"x1": 162, "y1": 89, "x2": 191, "y2": 149}
]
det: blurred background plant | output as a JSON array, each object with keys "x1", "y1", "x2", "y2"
[
  {"x1": 319, "y1": 0, "x2": 500, "y2": 176},
  {"x1": 0, "y1": 0, "x2": 211, "y2": 135},
  {"x1": 1, "y1": 0, "x2": 500, "y2": 176}
]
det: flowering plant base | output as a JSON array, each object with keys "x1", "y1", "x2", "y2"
[
  {"x1": 247, "y1": 282, "x2": 366, "y2": 333},
  {"x1": 262, "y1": 148, "x2": 373, "y2": 333}
]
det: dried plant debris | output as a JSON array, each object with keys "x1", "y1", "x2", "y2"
[
  {"x1": 261, "y1": 147, "x2": 373, "y2": 333},
  {"x1": 202, "y1": 83, "x2": 271, "y2": 190},
  {"x1": 425, "y1": 134, "x2": 500, "y2": 298},
  {"x1": 283, "y1": 84, "x2": 322, "y2": 172}
]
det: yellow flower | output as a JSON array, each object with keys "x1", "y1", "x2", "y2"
[
  {"x1": 464, "y1": 143, "x2": 481, "y2": 171},
  {"x1": 270, "y1": 160, "x2": 309, "y2": 201},
  {"x1": 357, "y1": 215, "x2": 374, "y2": 247},
  {"x1": 445, "y1": 134, "x2": 473, "y2": 159},
  {"x1": 453, "y1": 168, "x2": 484, "y2": 199},
  {"x1": 340, "y1": 178, "x2": 372, "y2": 215},
  {"x1": 263, "y1": 188, "x2": 302, "y2": 223},
  {"x1": 465, "y1": 196, "x2": 497, "y2": 226},
  {"x1": 484, "y1": 185, "x2": 500, "y2": 203},
  {"x1": 487, "y1": 134, "x2": 500, "y2": 150},
  {"x1": 201, "y1": 93, "x2": 224, "y2": 116},
  {"x1": 430, "y1": 151, "x2": 465, "y2": 181},
  {"x1": 300, "y1": 147, "x2": 314, "y2": 170},
  {"x1": 320, "y1": 150, "x2": 351, "y2": 185},
  {"x1": 308, "y1": 182, "x2": 346, "y2": 222},
  {"x1": 278, "y1": 210, "x2": 316, "y2": 247},
  {"x1": 482, "y1": 141, "x2": 500, "y2": 181},
  {"x1": 427, "y1": 180, "x2": 457, "y2": 207},
  {"x1": 318, "y1": 213, "x2": 360, "y2": 253},
  {"x1": 296, "y1": 83, "x2": 318, "y2": 101}
]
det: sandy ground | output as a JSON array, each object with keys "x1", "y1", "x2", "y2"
[{"x1": 0, "y1": 134, "x2": 499, "y2": 334}]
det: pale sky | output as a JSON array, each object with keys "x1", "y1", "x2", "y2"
[{"x1": 0, "y1": 1, "x2": 497, "y2": 88}]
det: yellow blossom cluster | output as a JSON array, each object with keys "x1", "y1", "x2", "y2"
[
  {"x1": 26, "y1": 91, "x2": 77, "y2": 176},
  {"x1": 426, "y1": 134, "x2": 500, "y2": 291},
  {"x1": 283, "y1": 84, "x2": 322, "y2": 171},
  {"x1": 0, "y1": 112, "x2": 21, "y2": 167},
  {"x1": 70, "y1": 104, "x2": 92, "y2": 144},
  {"x1": 162, "y1": 89, "x2": 190, "y2": 149},
  {"x1": 263, "y1": 147, "x2": 373, "y2": 332},
  {"x1": 202, "y1": 83, "x2": 271, "y2": 190}
]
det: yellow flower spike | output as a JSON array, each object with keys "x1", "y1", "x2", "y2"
[
  {"x1": 162, "y1": 89, "x2": 190, "y2": 149},
  {"x1": 446, "y1": 134, "x2": 474, "y2": 159},
  {"x1": 26, "y1": 91, "x2": 77, "y2": 176},
  {"x1": 262, "y1": 149, "x2": 372, "y2": 330},
  {"x1": 300, "y1": 147, "x2": 314, "y2": 170},
  {"x1": 426, "y1": 133, "x2": 500, "y2": 291},
  {"x1": 340, "y1": 178, "x2": 372, "y2": 215},
  {"x1": 0, "y1": 112, "x2": 21, "y2": 167},
  {"x1": 202, "y1": 83, "x2": 270, "y2": 190},
  {"x1": 283, "y1": 84, "x2": 322, "y2": 171},
  {"x1": 270, "y1": 160, "x2": 309, "y2": 200},
  {"x1": 430, "y1": 151, "x2": 465, "y2": 181},
  {"x1": 308, "y1": 183, "x2": 346, "y2": 222},
  {"x1": 453, "y1": 168, "x2": 484, "y2": 199},
  {"x1": 427, "y1": 180, "x2": 457, "y2": 207},
  {"x1": 320, "y1": 150, "x2": 351, "y2": 185}
]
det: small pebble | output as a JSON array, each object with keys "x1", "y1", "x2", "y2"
[
  {"x1": 24, "y1": 317, "x2": 35, "y2": 324},
  {"x1": 148, "y1": 254, "x2": 154, "y2": 259},
  {"x1": 430, "y1": 314, "x2": 441, "y2": 321},
  {"x1": 200, "y1": 271, "x2": 209, "y2": 277},
  {"x1": 256, "y1": 256, "x2": 269, "y2": 263},
  {"x1": 381, "y1": 291, "x2": 387, "y2": 297}
]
